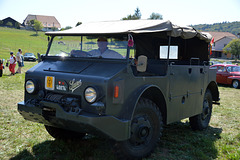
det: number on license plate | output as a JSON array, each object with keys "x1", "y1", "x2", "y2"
[{"x1": 45, "y1": 76, "x2": 55, "y2": 90}]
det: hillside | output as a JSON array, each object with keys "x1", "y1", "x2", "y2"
[
  {"x1": 0, "y1": 27, "x2": 48, "y2": 60},
  {"x1": 191, "y1": 21, "x2": 240, "y2": 36}
]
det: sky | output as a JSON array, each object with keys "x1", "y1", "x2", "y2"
[{"x1": 0, "y1": 0, "x2": 240, "y2": 28}]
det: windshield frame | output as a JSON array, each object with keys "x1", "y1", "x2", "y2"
[{"x1": 45, "y1": 35, "x2": 132, "y2": 61}]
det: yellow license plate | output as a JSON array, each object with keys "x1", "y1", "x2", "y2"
[{"x1": 45, "y1": 76, "x2": 55, "y2": 90}]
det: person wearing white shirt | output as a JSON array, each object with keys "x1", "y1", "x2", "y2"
[
  {"x1": 88, "y1": 37, "x2": 123, "y2": 59},
  {"x1": 16, "y1": 48, "x2": 24, "y2": 74},
  {"x1": 9, "y1": 52, "x2": 16, "y2": 75}
]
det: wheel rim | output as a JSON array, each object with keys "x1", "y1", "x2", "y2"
[
  {"x1": 201, "y1": 99, "x2": 210, "y2": 120},
  {"x1": 233, "y1": 80, "x2": 239, "y2": 89},
  {"x1": 129, "y1": 115, "x2": 153, "y2": 146}
]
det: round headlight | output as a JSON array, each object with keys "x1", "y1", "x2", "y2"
[
  {"x1": 85, "y1": 87, "x2": 97, "y2": 103},
  {"x1": 26, "y1": 80, "x2": 35, "y2": 94}
]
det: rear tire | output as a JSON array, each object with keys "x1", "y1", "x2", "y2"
[
  {"x1": 232, "y1": 80, "x2": 240, "y2": 89},
  {"x1": 189, "y1": 89, "x2": 212, "y2": 130},
  {"x1": 114, "y1": 98, "x2": 163, "y2": 160},
  {"x1": 45, "y1": 125, "x2": 86, "y2": 139}
]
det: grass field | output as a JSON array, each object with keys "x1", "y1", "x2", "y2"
[
  {"x1": 0, "y1": 64, "x2": 240, "y2": 160},
  {"x1": 0, "y1": 27, "x2": 240, "y2": 160}
]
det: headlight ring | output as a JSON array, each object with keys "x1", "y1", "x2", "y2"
[
  {"x1": 25, "y1": 79, "x2": 37, "y2": 94},
  {"x1": 84, "y1": 87, "x2": 97, "y2": 103}
]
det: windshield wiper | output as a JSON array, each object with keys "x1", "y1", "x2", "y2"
[{"x1": 60, "y1": 50, "x2": 70, "y2": 55}]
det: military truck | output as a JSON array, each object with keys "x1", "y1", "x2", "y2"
[{"x1": 18, "y1": 20, "x2": 220, "y2": 159}]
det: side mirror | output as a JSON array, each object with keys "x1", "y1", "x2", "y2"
[
  {"x1": 137, "y1": 55, "x2": 147, "y2": 72},
  {"x1": 37, "y1": 53, "x2": 42, "y2": 63}
]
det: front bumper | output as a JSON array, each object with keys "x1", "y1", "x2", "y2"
[{"x1": 18, "y1": 101, "x2": 130, "y2": 141}]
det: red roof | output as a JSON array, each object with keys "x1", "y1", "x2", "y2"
[
  {"x1": 207, "y1": 32, "x2": 237, "y2": 42},
  {"x1": 23, "y1": 14, "x2": 61, "y2": 28}
]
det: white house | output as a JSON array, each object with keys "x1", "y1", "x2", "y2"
[
  {"x1": 23, "y1": 14, "x2": 61, "y2": 31},
  {"x1": 208, "y1": 32, "x2": 237, "y2": 59}
]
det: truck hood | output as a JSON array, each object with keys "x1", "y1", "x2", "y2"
[{"x1": 31, "y1": 60, "x2": 126, "y2": 78}]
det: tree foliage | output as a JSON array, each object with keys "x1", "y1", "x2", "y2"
[
  {"x1": 122, "y1": 7, "x2": 141, "y2": 20},
  {"x1": 134, "y1": 7, "x2": 141, "y2": 19},
  {"x1": 192, "y1": 21, "x2": 240, "y2": 36},
  {"x1": 148, "y1": 12, "x2": 163, "y2": 20},
  {"x1": 61, "y1": 26, "x2": 72, "y2": 30},
  {"x1": 30, "y1": 20, "x2": 35, "y2": 26},
  {"x1": 15, "y1": 22, "x2": 20, "y2": 29},
  {"x1": 33, "y1": 20, "x2": 43, "y2": 35},
  {"x1": 52, "y1": 27, "x2": 58, "y2": 31},
  {"x1": 76, "y1": 22, "x2": 82, "y2": 27},
  {"x1": 223, "y1": 39, "x2": 240, "y2": 60},
  {"x1": 6, "y1": 22, "x2": 13, "y2": 27}
]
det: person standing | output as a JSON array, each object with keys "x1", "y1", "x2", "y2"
[
  {"x1": 9, "y1": 52, "x2": 16, "y2": 75},
  {"x1": 16, "y1": 48, "x2": 24, "y2": 74},
  {"x1": 0, "y1": 59, "x2": 4, "y2": 77}
]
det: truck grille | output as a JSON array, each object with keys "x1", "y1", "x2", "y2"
[{"x1": 44, "y1": 93, "x2": 82, "y2": 115}]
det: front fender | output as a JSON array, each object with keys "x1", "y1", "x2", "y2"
[
  {"x1": 227, "y1": 76, "x2": 240, "y2": 80},
  {"x1": 207, "y1": 81, "x2": 220, "y2": 102},
  {"x1": 121, "y1": 84, "x2": 160, "y2": 121},
  {"x1": 227, "y1": 76, "x2": 240, "y2": 84}
]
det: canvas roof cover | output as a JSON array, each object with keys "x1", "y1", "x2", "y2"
[{"x1": 46, "y1": 20, "x2": 212, "y2": 43}]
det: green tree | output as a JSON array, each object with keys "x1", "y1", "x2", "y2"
[
  {"x1": 29, "y1": 20, "x2": 35, "y2": 26},
  {"x1": 76, "y1": 22, "x2": 82, "y2": 27},
  {"x1": 6, "y1": 22, "x2": 13, "y2": 27},
  {"x1": 33, "y1": 20, "x2": 43, "y2": 35},
  {"x1": 52, "y1": 27, "x2": 58, "y2": 31},
  {"x1": 134, "y1": 7, "x2": 141, "y2": 19},
  {"x1": 192, "y1": 21, "x2": 240, "y2": 36},
  {"x1": 149, "y1": 12, "x2": 163, "y2": 20},
  {"x1": 223, "y1": 39, "x2": 240, "y2": 61},
  {"x1": 15, "y1": 22, "x2": 20, "y2": 29},
  {"x1": 122, "y1": 7, "x2": 141, "y2": 20},
  {"x1": 26, "y1": 20, "x2": 32, "y2": 27},
  {"x1": 0, "y1": 20, "x2": 3, "y2": 25},
  {"x1": 64, "y1": 26, "x2": 72, "y2": 30}
]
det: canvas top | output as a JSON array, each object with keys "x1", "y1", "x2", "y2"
[{"x1": 46, "y1": 20, "x2": 212, "y2": 42}]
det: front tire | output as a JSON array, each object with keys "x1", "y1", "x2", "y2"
[
  {"x1": 114, "y1": 98, "x2": 163, "y2": 160},
  {"x1": 232, "y1": 80, "x2": 240, "y2": 89},
  {"x1": 45, "y1": 125, "x2": 86, "y2": 139},
  {"x1": 189, "y1": 89, "x2": 213, "y2": 130}
]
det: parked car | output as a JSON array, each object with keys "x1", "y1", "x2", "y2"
[
  {"x1": 209, "y1": 61, "x2": 221, "y2": 66},
  {"x1": 24, "y1": 53, "x2": 36, "y2": 61},
  {"x1": 18, "y1": 20, "x2": 220, "y2": 159},
  {"x1": 210, "y1": 64, "x2": 240, "y2": 88}
]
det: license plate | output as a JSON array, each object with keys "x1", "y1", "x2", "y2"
[{"x1": 45, "y1": 76, "x2": 55, "y2": 90}]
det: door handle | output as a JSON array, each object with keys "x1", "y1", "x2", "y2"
[{"x1": 188, "y1": 68, "x2": 192, "y2": 74}]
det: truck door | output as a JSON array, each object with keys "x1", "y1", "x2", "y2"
[
  {"x1": 168, "y1": 64, "x2": 191, "y2": 122},
  {"x1": 216, "y1": 66, "x2": 227, "y2": 83},
  {"x1": 168, "y1": 61, "x2": 206, "y2": 122}
]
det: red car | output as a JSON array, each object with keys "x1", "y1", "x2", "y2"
[{"x1": 210, "y1": 64, "x2": 240, "y2": 89}]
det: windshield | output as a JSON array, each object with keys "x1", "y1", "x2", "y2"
[
  {"x1": 227, "y1": 66, "x2": 240, "y2": 72},
  {"x1": 25, "y1": 53, "x2": 34, "y2": 56},
  {"x1": 47, "y1": 36, "x2": 131, "y2": 59}
]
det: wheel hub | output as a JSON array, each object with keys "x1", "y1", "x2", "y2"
[
  {"x1": 130, "y1": 116, "x2": 152, "y2": 144},
  {"x1": 138, "y1": 125, "x2": 150, "y2": 139},
  {"x1": 202, "y1": 100, "x2": 210, "y2": 120},
  {"x1": 233, "y1": 80, "x2": 239, "y2": 89}
]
